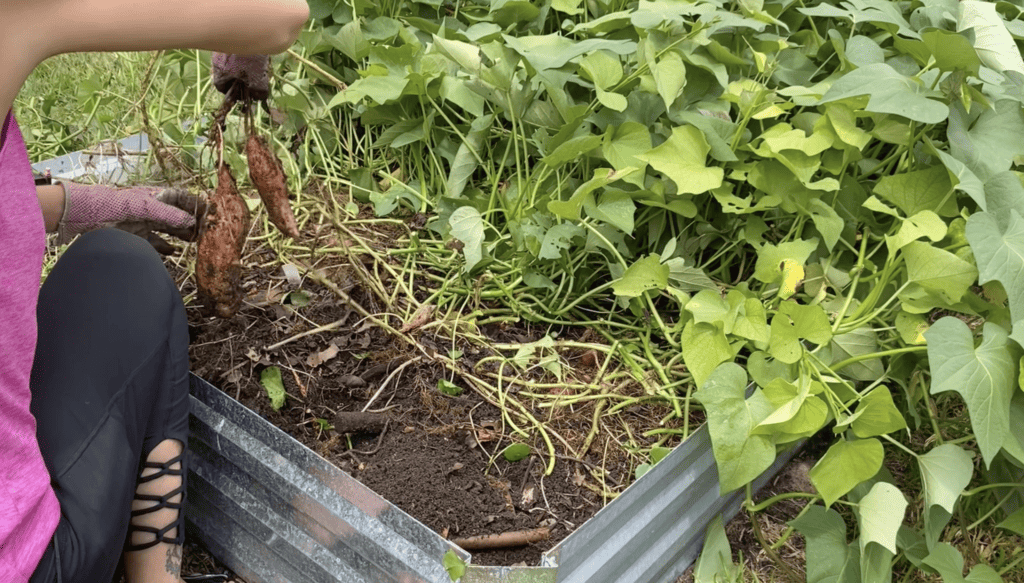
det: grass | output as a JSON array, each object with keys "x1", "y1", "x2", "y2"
[{"x1": 16, "y1": 51, "x2": 151, "y2": 162}]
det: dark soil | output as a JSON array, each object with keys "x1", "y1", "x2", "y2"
[{"x1": 166, "y1": 237, "x2": 637, "y2": 573}]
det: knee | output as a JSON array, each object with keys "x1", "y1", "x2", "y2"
[
  {"x1": 61, "y1": 228, "x2": 176, "y2": 294},
  {"x1": 43, "y1": 228, "x2": 186, "y2": 332}
]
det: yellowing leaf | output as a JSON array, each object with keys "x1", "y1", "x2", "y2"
[{"x1": 778, "y1": 258, "x2": 804, "y2": 299}]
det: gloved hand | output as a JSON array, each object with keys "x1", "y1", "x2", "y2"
[
  {"x1": 56, "y1": 181, "x2": 207, "y2": 255},
  {"x1": 211, "y1": 53, "x2": 271, "y2": 101}
]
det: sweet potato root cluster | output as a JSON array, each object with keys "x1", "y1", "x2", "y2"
[
  {"x1": 196, "y1": 161, "x2": 250, "y2": 318},
  {"x1": 194, "y1": 88, "x2": 301, "y2": 318}
]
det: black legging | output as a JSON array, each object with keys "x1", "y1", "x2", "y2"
[{"x1": 28, "y1": 228, "x2": 190, "y2": 583}]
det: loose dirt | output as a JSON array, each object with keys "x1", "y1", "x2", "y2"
[{"x1": 171, "y1": 247, "x2": 627, "y2": 570}]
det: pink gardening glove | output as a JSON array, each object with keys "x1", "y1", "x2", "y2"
[
  {"x1": 56, "y1": 182, "x2": 207, "y2": 255},
  {"x1": 211, "y1": 53, "x2": 271, "y2": 101}
]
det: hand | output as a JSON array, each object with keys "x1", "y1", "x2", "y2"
[
  {"x1": 56, "y1": 182, "x2": 207, "y2": 255},
  {"x1": 211, "y1": 53, "x2": 271, "y2": 101}
]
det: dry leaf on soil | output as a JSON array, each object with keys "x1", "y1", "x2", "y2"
[{"x1": 400, "y1": 303, "x2": 436, "y2": 332}]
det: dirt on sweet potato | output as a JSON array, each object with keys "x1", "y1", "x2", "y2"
[
  {"x1": 195, "y1": 162, "x2": 250, "y2": 318},
  {"x1": 246, "y1": 132, "x2": 299, "y2": 239}
]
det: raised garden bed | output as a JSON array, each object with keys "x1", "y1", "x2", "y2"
[{"x1": 185, "y1": 367, "x2": 797, "y2": 582}]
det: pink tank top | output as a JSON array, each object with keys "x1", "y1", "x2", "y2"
[{"x1": 0, "y1": 107, "x2": 61, "y2": 581}]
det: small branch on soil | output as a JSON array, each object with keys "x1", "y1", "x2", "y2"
[
  {"x1": 339, "y1": 420, "x2": 390, "y2": 465},
  {"x1": 332, "y1": 411, "x2": 388, "y2": 434},
  {"x1": 362, "y1": 357, "x2": 420, "y2": 412},
  {"x1": 265, "y1": 317, "x2": 346, "y2": 351},
  {"x1": 450, "y1": 527, "x2": 550, "y2": 550}
]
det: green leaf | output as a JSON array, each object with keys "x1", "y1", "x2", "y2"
[
  {"x1": 502, "y1": 34, "x2": 636, "y2": 72},
  {"x1": 958, "y1": 0, "x2": 1024, "y2": 75},
  {"x1": 902, "y1": 241, "x2": 978, "y2": 304},
  {"x1": 949, "y1": 100, "x2": 1024, "y2": 181},
  {"x1": 431, "y1": 35, "x2": 482, "y2": 72},
  {"x1": 754, "y1": 377, "x2": 811, "y2": 429},
  {"x1": 1000, "y1": 391, "x2": 1024, "y2": 467},
  {"x1": 831, "y1": 327, "x2": 885, "y2": 382},
  {"x1": 922, "y1": 543, "x2": 965, "y2": 583},
  {"x1": 612, "y1": 254, "x2": 669, "y2": 297},
  {"x1": 729, "y1": 291, "x2": 770, "y2": 343},
  {"x1": 551, "y1": 0, "x2": 584, "y2": 14},
  {"x1": 694, "y1": 515, "x2": 740, "y2": 583},
  {"x1": 634, "y1": 463, "x2": 653, "y2": 480},
  {"x1": 809, "y1": 438, "x2": 884, "y2": 507},
  {"x1": 653, "y1": 52, "x2": 687, "y2": 110},
  {"x1": 584, "y1": 191, "x2": 636, "y2": 234},
  {"x1": 307, "y1": 0, "x2": 338, "y2": 20},
  {"x1": 922, "y1": 29, "x2": 981, "y2": 75},
  {"x1": 919, "y1": 444, "x2": 974, "y2": 515},
  {"x1": 790, "y1": 506, "x2": 861, "y2": 583},
  {"x1": 886, "y1": 210, "x2": 948, "y2": 252},
  {"x1": 753, "y1": 378, "x2": 828, "y2": 440},
  {"x1": 967, "y1": 210, "x2": 1024, "y2": 332},
  {"x1": 437, "y1": 379, "x2": 463, "y2": 396},
  {"x1": 769, "y1": 302, "x2": 833, "y2": 364},
  {"x1": 873, "y1": 165, "x2": 958, "y2": 217},
  {"x1": 650, "y1": 446, "x2": 671, "y2": 463},
  {"x1": 808, "y1": 199, "x2": 844, "y2": 252},
  {"x1": 852, "y1": 387, "x2": 907, "y2": 438},
  {"x1": 682, "y1": 321, "x2": 735, "y2": 389},
  {"x1": 685, "y1": 290, "x2": 730, "y2": 327},
  {"x1": 446, "y1": 115, "x2": 492, "y2": 199},
  {"x1": 443, "y1": 549, "x2": 466, "y2": 581},
  {"x1": 337, "y1": 73, "x2": 408, "y2": 106},
  {"x1": 449, "y1": 206, "x2": 485, "y2": 272},
  {"x1": 287, "y1": 290, "x2": 311, "y2": 307},
  {"x1": 665, "y1": 258, "x2": 719, "y2": 293},
  {"x1": 542, "y1": 135, "x2": 602, "y2": 168},
  {"x1": 983, "y1": 172, "x2": 1024, "y2": 231},
  {"x1": 636, "y1": 126, "x2": 724, "y2": 195},
  {"x1": 920, "y1": 542, "x2": 1001, "y2": 583},
  {"x1": 926, "y1": 318, "x2": 1017, "y2": 466},
  {"x1": 539, "y1": 223, "x2": 584, "y2": 260},
  {"x1": 694, "y1": 363, "x2": 776, "y2": 493},
  {"x1": 580, "y1": 51, "x2": 627, "y2": 112},
  {"x1": 260, "y1": 366, "x2": 286, "y2": 411},
  {"x1": 748, "y1": 351, "x2": 797, "y2": 389},
  {"x1": 502, "y1": 443, "x2": 531, "y2": 462},
  {"x1": 817, "y1": 63, "x2": 949, "y2": 124},
  {"x1": 332, "y1": 19, "x2": 370, "y2": 62},
  {"x1": 997, "y1": 505, "x2": 1024, "y2": 536},
  {"x1": 919, "y1": 444, "x2": 974, "y2": 548},
  {"x1": 857, "y1": 482, "x2": 908, "y2": 555},
  {"x1": 602, "y1": 122, "x2": 651, "y2": 188},
  {"x1": 548, "y1": 167, "x2": 636, "y2": 221}
]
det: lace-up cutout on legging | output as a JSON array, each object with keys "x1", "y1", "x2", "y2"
[{"x1": 128, "y1": 442, "x2": 187, "y2": 552}]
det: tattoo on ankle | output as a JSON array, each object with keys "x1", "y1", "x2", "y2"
[{"x1": 165, "y1": 544, "x2": 182, "y2": 575}]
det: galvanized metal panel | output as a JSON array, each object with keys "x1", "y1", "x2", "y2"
[
  {"x1": 186, "y1": 374, "x2": 469, "y2": 583},
  {"x1": 184, "y1": 368, "x2": 796, "y2": 583},
  {"x1": 30, "y1": 119, "x2": 206, "y2": 184},
  {"x1": 543, "y1": 414, "x2": 799, "y2": 583},
  {"x1": 461, "y1": 566, "x2": 557, "y2": 582}
]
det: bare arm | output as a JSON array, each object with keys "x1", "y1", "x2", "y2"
[
  {"x1": 0, "y1": 0, "x2": 309, "y2": 123},
  {"x1": 34, "y1": 0, "x2": 309, "y2": 58},
  {"x1": 38, "y1": 184, "x2": 65, "y2": 233}
]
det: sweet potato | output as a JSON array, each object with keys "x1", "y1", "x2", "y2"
[
  {"x1": 246, "y1": 132, "x2": 300, "y2": 239},
  {"x1": 196, "y1": 162, "x2": 250, "y2": 318}
]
